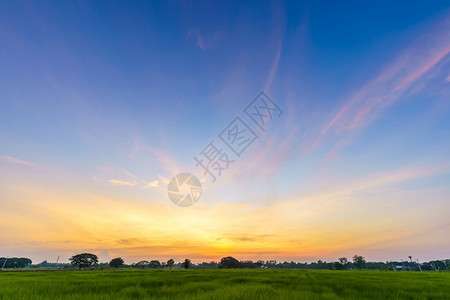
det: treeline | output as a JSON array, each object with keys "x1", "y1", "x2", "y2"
[
  {"x1": 0, "y1": 257, "x2": 32, "y2": 268},
  {"x1": 3, "y1": 255, "x2": 449, "y2": 272},
  {"x1": 215, "y1": 256, "x2": 450, "y2": 271}
]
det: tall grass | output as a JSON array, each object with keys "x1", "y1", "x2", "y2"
[{"x1": 1, "y1": 269, "x2": 449, "y2": 299}]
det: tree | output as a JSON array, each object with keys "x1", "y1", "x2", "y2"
[
  {"x1": 334, "y1": 257, "x2": 348, "y2": 270},
  {"x1": 218, "y1": 257, "x2": 242, "y2": 269},
  {"x1": 182, "y1": 259, "x2": 191, "y2": 269},
  {"x1": 316, "y1": 260, "x2": 328, "y2": 270},
  {"x1": 353, "y1": 255, "x2": 366, "y2": 270},
  {"x1": 135, "y1": 261, "x2": 149, "y2": 268},
  {"x1": 109, "y1": 257, "x2": 124, "y2": 269},
  {"x1": 69, "y1": 253, "x2": 98, "y2": 269},
  {"x1": 197, "y1": 261, "x2": 218, "y2": 269},
  {"x1": 339, "y1": 257, "x2": 348, "y2": 265},
  {"x1": 0, "y1": 257, "x2": 32, "y2": 269},
  {"x1": 241, "y1": 260, "x2": 258, "y2": 268},
  {"x1": 167, "y1": 259, "x2": 175, "y2": 270},
  {"x1": 255, "y1": 260, "x2": 264, "y2": 268},
  {"x1": 265, "y1": 260, "x2": 277, "y2": 268},
  {"x1": 149, "y1": 260, "x2": 161, "y2": 268}
]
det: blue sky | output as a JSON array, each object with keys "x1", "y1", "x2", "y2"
[{"x1": 1, "y1": 1, "x2": 449, "y2": 263}]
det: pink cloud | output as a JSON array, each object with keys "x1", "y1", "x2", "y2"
[
  {"x1": 129, "y1": 137, "x2": 188, "y2": 175},
  {"x1": 394, "y1": 44, "x2": 450, "y2": 91},
  {"x1": 309, "y1": 15, "x2": 450, "y2": 151},
  {"x1": 0, "y1": 155, "x2": 33, "y2": 166}
]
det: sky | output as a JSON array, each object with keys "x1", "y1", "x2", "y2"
[{"x1": 1, "y1": 1, "x2": 450, "y2": 264}]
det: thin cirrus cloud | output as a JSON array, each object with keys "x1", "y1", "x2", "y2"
[
  {"x1": 108, "y1": 177, "x2": 159, "y2": 189},
  {"x1": 263, "y1": 1, "x2": 286, "y2": 93},
  {"x1": 206, "y1": 12, "x2": 287, "y2": 184},
  {"x1": 145, "y1": 180, "x2": 159, "y2": 188},
  {"x1": 188, "y1": 28, "x2": 222, "y2": 51},
  {"x1": 309, "y1": 15, "x2": 450, "y2": 151},
  {"x1": 96, "y1": 163, "x2": 162, "y2": 190},
  {"x1": 188, "y1": 28, "x2": 205, "y2": 51},
  {"x1": 264, "y1": 38, "x2": 283, "y2": 93},
  {"x1": 109, "y1": 179, "x2": 137, "y2": 186},
  {"x1": 129, "y1": 137, "x2": 189, "y2": 176},
  {"x1": 0, "y1": 155, "x2": 34, "y2": 166},
  {"x1": 109, "y1": 178, "x2": 160, "y2": 189}
]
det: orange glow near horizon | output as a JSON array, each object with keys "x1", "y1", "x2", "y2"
[{"x1": 1, "y1": 159, "x2": 449, "y2": 264}]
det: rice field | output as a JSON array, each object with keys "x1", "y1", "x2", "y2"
[{"x1": 1, "y1": 269, "x2": 449, "y2": 299}]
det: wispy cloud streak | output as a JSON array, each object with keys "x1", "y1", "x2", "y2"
[
  {"x1": 309, "y1": 16, "x2": 450, "y2": 150},
  {"x1": 109, "y1": 179, "x2": 137, "y2": 186},
  {"x1": 0, "y1": 155, "x2": 34, "y2": 166}
]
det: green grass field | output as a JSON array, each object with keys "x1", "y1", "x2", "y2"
[{"x1": 1, "y1": 269, "x2": 449, "y2": 299}]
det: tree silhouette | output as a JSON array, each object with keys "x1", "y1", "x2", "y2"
[
  {"x1": 335, "y1": 257, "x2": 348, "y2": 270},
  {"x1": 69, "y1": 253, "x2": 98, "y2": 269},
  {"x1": 0, "y1": 257, "x2": 32, "y2": 269},
  {"x1": 167, "y1": 259, "x2": 175, "y2": 270},
  {"x1": 135, "y1": 261, "x2": 149, "y2": 268},
  {"x1": 352, "y1": 255, "x2": 366, "y2": 270},
  {"x1": 149, "y1": 260, "x2": 161, "y2": 268},
  {"x1": 182, "y1": 259, "x2": 191, "y2": 269},
  {"x1": 109, "y1": 257, "x2": 124, "y2": 269},
  {"x1": 218, "y1": 257, "x2": 242, "y2": 269}
]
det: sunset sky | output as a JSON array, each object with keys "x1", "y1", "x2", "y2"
[{"x1": 1, "y1": 1, "x2": 450, "y2": 264}]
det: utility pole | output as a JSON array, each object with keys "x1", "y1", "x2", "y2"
[
  {"x1": 415, "y1": 259, "x2": 422, "y2": 271},
  {"x1": 1, "y1": 256, "x2": 8, "y2": 270},
  {"x1": 56, "y1": 256, "x2": 60, "y2": 269},
  {"x1": 430, "y1": 263, "x2": 436, "y2": 271}
]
